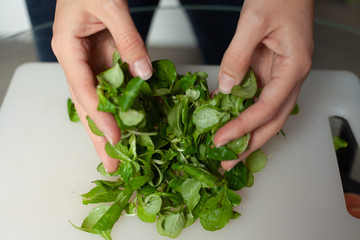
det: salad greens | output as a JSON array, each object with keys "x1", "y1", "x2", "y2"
[
  {"x1": 333, "y1": 136, "x2": 348, "y2": 151},
  {"x1": 68, "y1": 52, "x2": 267, "y2": 239}
]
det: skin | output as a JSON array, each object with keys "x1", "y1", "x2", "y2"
[
  {"x1": 52, "y1": 0, "x2": 314, "y2": 172},
  {"x1": 215, "y1": 0, "x2": 314, "y2": 170}
]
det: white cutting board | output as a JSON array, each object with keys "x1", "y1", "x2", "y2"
[{"x1": 0, "y1": 63, "x2": 359, "y2": 240}]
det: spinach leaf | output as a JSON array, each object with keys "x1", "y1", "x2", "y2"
[
  {"x1": 225, "y1": 133, "x2": 250, "y2": 154},
  {"x1": 245, "y1": 149, "x2": 267, "y2": 173},
  {"x1": 119, "y1": 77, "x2": 144, "y2": 112},
  {"x1": 290, "y1": 103, "x2": 299, "y2": 115},
  {"x1": 225, "y1": 187, "x2": 242, "y2": 207},
  {"x1": 224, "y1": 162, "x2": 248, "y2": 191},
  {"x1": 86, "y1": 116, "x2": 104, "y2": 137},
  {"x1": 105, "y1": 142, "x2": 131, "y2": 162},
  {"x1": 181, "y1": 164, "x2": 219, "y2": 189},
  {"x1": 143, "y1": 194, "x2": 162, "y2": 215},
  {"x1": 97, "y1": 163, "x2": 121, "y2": 177},
  {"x1": 333, "y1": 136, "x2": 348, "y2": 151},
  {"x1": 69, "y1": 56, "x2": 272, "y2": 239},
  {"x1": 81, "y1": 184, "x2": 122, "y2": 205},
  {"x1": 157, "y1": 212, "x2": 185, "y2": 238},
  {"x1": 67, "y1": 98, "x2": 80, "y2": 122},
  {"x1": 96, "y1": 87, "x2": 117, "y2": 114},
  {"x1": 180, "y1": 178, "x2": 202, "y2": 212},
  {"x1": 192, "y1": 106, "x2": 227, "y2": 134},
  {"x1": 137, "y1": 202, "x2": 157, "y2": 223},
  {"x1": 206, "y1": 146, "x2": 238, "y2": 161},
  {"x1": 168, "y1": 97, "x2": 188, "y2": 137},
  {"x1": 152, "y1": 59, "x2": 177, "y2": 89},
  {"x1": 119, "y1": 161, "x2": 133, "y2": 184},
  {"x1": 96, "y1": 62, "x2": 124, "y2": 89},
  {"x1": 199, "y1": 188, "x2": 233, "y2": 231},
  {"x1": 91, "y1": 202, "x2": 125, "y2": 231},
  {"x1": 178, "y1": 72, "x2": 197, "y2": 91},
  {"x1": 118, "y1": 109, "x2": 145, "y2": 127},
  {"x1": 231, "y1": 68, "x2": 257, "y2": 99},
  {"x1": 71, "y1": 205, "x2": 110, "y2": 233}
]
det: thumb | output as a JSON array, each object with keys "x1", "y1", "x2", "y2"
[
  {"x1": 95, "y1": 0, "x2": 152, "y2": 80},
  {"x1": 218, "y1": 13, "x2": 266, "y2": 93}
]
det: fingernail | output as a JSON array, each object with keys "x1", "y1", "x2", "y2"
[
  {"x1": 215, "y1": 139, "x2": 230, "y2": 148},
  {"x1": 134, "y1": 57, "x2": 152, "y2": 80},
  {"x1": 104, "y1": 133, "x2": 114, "y2": 146},
  {"x1": 219, "y1": 73, "x2": 236, "y2": 94}
]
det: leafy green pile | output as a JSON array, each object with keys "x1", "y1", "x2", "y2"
[{"x1": 68, "y1": 52, "x2": 267, "y2": 240}]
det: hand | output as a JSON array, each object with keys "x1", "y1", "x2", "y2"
[
  {"x1": 52, "y1": 0, "x2": 153, "y2": 172},
  {"x1": 214, "y1": 0, "x2": 314, "y2": 170}
]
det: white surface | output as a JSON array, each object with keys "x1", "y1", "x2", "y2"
[
  {"x1": 0, "y1": 63, "x2": 359, "y2": 239},
  {"x1": 0, "y1": 0, "x2": 31, "y2": 37}
]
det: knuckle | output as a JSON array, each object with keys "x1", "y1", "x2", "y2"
[
  {"x1": 294, "y1": 49, "x2": 313, "y2": 79},
  {"x1": 242, "y1": 8, "x2": 267, "y2": 29},
  {"x1": 222, "y1": 50, "x2": 248, "y2": 76},
  {"x1": 51, "y1": 35, "x2": 60, "y2": 58},
  {"x1": 118, "y1": 32, "x2": 144, "y2": 54}
]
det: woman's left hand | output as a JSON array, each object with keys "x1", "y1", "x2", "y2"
[{"x1": 214, "y1": 0, "x2": 314, "y2": 170}]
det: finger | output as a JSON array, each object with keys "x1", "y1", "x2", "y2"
[
  {"x1": 68, "y1": 83, "x2": 119, "y2": 172},
  {"x1": 92, "y1": 0, "x2": 152, "y2": 80},
  {"x1": 218, "y1": 9, "x2": 270, "y2": 93},
  {"x1": 59, "y1": 39, "x2": 121, "y2": 147},
  {"x1": 214, "y1": 55, "x2": 301, "y2": 147},
  {"x1": 221, "y1": 83, "x2": 301, "y2": 171}
]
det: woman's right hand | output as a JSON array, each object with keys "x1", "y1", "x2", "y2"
[{"x1": 52, "y1": 0, "x2": 153, "y2": 172}]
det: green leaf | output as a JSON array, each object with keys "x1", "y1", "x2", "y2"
[
  {"x1": 143, "y1": 194, "x2": 162, "y2": 215},
  {"x1": 178, "y1": 72, "x2": 197, "y2": 91},
  {"x1": 119, "y1": 161, "x2": 133, "y2": 184},
  {"x1": 91, "y1": 203, "x2": 124, "y2": 231},
  {"x1": 245, "y1": 149, "x2": 267, "y2": 173},
  {"x1": 226, "y1": 133, "x2": 250, "y2": 154},
  {"x1": 141, "y1": 81, "x2": 152, "y2": 96},
  {"x1": 162, "y1": 212, "x2": 186, "y2": 238},
  {"x1": 224, "y1": 162, "x2": 248, "y2": 191},
  {"x1": 97, "y1": 163, "x2": 121, "y2": 177},
  {"x1": 97, "y1": 62, "x2": 124, "y2": 89},
  {"x1": 199, "y1": 188, "x2": 233, "y2": 231},
  {"x1": 80, "y1": 205, "x2": 111, "y2": 231},
  {"x1": 112, "y1": 50, "x2": 121, "y2": 65},
  {"x1": 86, "y1": 116, "x2": 104, "y2": 136},
  {"x1": 290, "y1": 103, "x2": 299, "y2": 115},
  {"x1": 118, "y1": 109, "x2": 145, "y2": 127},
  {"x1": 152, "y1": 59, "x2": 177, "y2": 88},
  {"x1": 67, "y1": 98, "x2": 80, "y2": 122},
  {"x1": 192, "y1": 106, "x2": 227, "y2": 134},
  {"x1": 119, "y1": 77, "x2": 144, "y2": 112},
  {"x1": 137, "y1": 202, "x2": 157, "y2": 223},
  {"x1": 231, "y1": 211, "x2": 241, "y2": 220},
  {"x1": 180, "y1": 178, "x2": 202, "y2": 212},
  {"x1": 137, "y1": 135, "x2": 155, "y2": 151},
  {"x1": 181, "y1": 164, "x2": 219, "y2": 189},
  {"x1": 185, "y1": 88, "x2": 200, "y2": 101},
  {"x1": 81, "y1": 185, "x2": 122, "y2": 205},
  {"x1": 225, "y1": 187, "x2": 241, "y2": 207},
  {"x1": 152, "y1": 88, "x2": 172, "y2": 96},
  {"x1": 105, "y1": 142, "x2": 131, "y2": 162},
  {"x1": 167, "y1": 97, "x2": 188, "y2": 137},
  {"x1": 246, "y1": 172, "x2": 254, "y2": 187},
  {"x1": 333, "y1": 136, "x2": 348, "y2": 151},
  {"x1": 96, "y1": 87, "x2": 117, "y2": 114},
  {"x1": 231, "y1": 68, "x2": 257, "y2": 99},
  {"x1": 206, "y1": 146, "x2": 238, "y2": 161}
]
